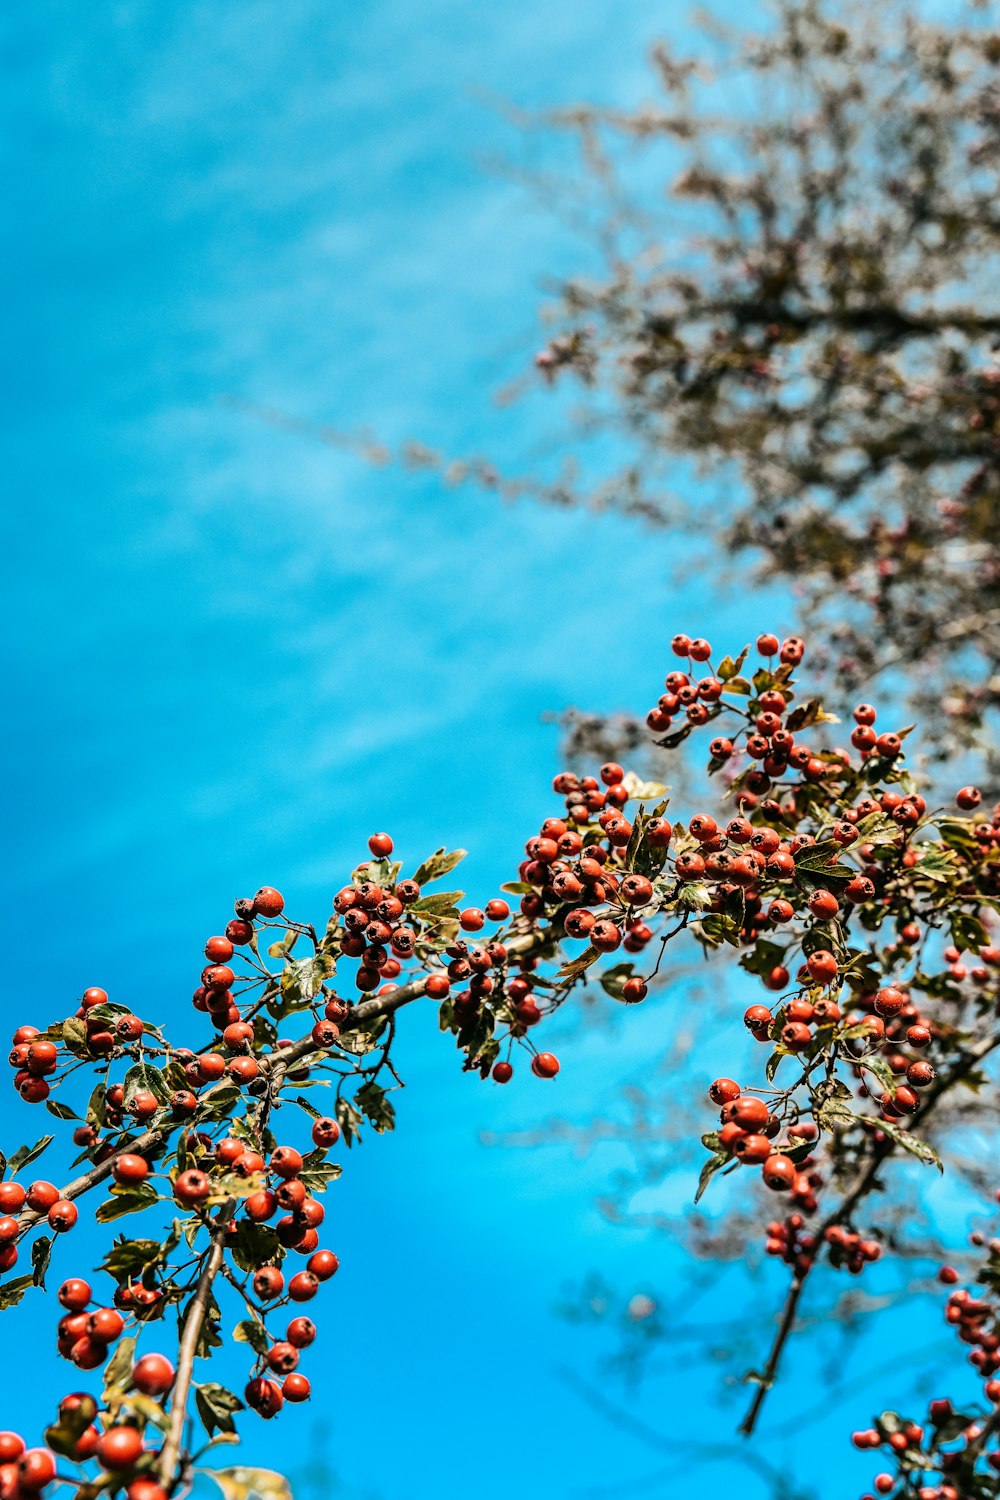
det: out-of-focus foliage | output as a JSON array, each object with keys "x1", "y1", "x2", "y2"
[{"x1": 522, "y1": 0, "x2": 1000, "y2": 771}]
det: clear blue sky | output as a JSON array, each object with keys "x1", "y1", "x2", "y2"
[{"x1": 1, "y1": 3, "x2": 965, "y2": 1498}]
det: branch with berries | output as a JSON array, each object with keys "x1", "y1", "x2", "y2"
[{"x1": 0, "y1": 629, "x2": 997, "y2": 1500}]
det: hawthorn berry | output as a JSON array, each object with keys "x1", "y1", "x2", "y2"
[
  {"x1": 288, "y1": 1271, "x2": 320, "y2": 1302},
  {"x1": 132, "y1": 1354, "x2": 175, "y2": 1395},
  {"x1": 531, "y1": 1052, "x2": 560, "y2": 1079},
  {"x1": 253, "y1": 887, "x2": 285, "y2": 919},
  {"x1": 96, "y1": 1427, "x2": 144, "y2": 1471}
]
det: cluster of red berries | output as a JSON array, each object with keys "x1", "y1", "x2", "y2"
[
  {"x1": 0, "y1": 1178, "x2": 78, "y2": 1271},
  {"x1": 850, "y1": 1225, "x2": 1000, "y2": 1498},
  {"x1": 0, "y1": 1381, "x2": 174, "y2": 1500}
]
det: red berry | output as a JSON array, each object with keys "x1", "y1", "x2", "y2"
[
  {"x1": 48, "y1": 1199, "x2": 78, "y2": 1232},
  {"x1": 245, "y1": 1377, "x2": 284, "y2": 1419},
  {"x1": 112, "y1": 1154, "x2": 149, "y2": 1186},
  {"x1": 25, "y1": 1181, "x2": 59, "y2": 1212},
  {"x1": 58, "y1": 1278, "x2": 91, "y2": 1311},
  {"x1": 288, "y1": 1271, "x2": 320, "y2": 1302},
  {"x1": 253, "y1": 887, "x2": 285, "y2": 919},
  {"x1": 133, "y1": 1354, "x2": 175, "y2": 1395},
  {"x1": 286, "y1": 1317, "x2": 316, "y2": 1347},
  {"x1": 311, "y1": 1117, "x2": 340, "y2": 1148},
  {"x1": 307, "y1": 1249, "x2": 339, "y2": 1280},
  {"x1": 96, "y1": 1427, "x2": 144, "y2": 1471},
  {"x1": 531, "y1": 1052, "x2": 560, "y2": 1079},
  {"x1": 368, "y1": 833, "x2": 394, "y2": 857}
]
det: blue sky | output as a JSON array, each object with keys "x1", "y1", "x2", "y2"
[{"x1": 1, "y1": 2, "x2": 968, "y2": 1497}]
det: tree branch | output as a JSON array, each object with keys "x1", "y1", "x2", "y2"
[
  {"x1": 159, "y1": 1197, "x2": 236, "y2": 1491},
  {"x1": 739, "y1": 1028, "x2": 1000, "y2": 1437}
]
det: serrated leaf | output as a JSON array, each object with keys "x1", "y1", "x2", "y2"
[
  {"x1": 694, "y1": 1151, "x2": 728, "y2": 1204},
  {"x1": 793, "y1": 840, "x2": 851, "y2": 879},
  {"x1": 556, "y1": 947, "x2": 599, "y2": 980},
  {"x1": 228, "y1": 1222, "x2": 282, "y2": 1274},
  {"x1": 233, "y1": 1319, "x2": 270, "y2": 1356},
  {"x1": 0, "y1": 1275, "x2": 33, "y2": 1309},
  {"x1": 195, "y1": 1381, "x2": 244, "y2": 1437},
  {"x1": 717, "y1": 646, "x2": 749, "y2": 681},
  {"x1": 45, "y1": 1100, "x2": 79, "y2": 1121},
  {"x1": 210, "y1": 1469, "x2": 292, "y2": 1500},
  {"x1": 7, "y1": 1136, "x2": 54, "y2": 1178},
  {"x1": 354, "y1": 1080, "x2": 395, "y2": 1133},
  {"x1": 102, "y1": 1335, "x2": 136, "y2": 1399},
  {"x1": 96, "y1": 1183, "x2": 160, "y2": 1223},
  {"x1": 870, "y1": 1118, "x2": 943, "y2": 1170},
  {"x1": 817, "y1": 1096, "x2": 857, "y2": 1131},
  {"x1": 622, "y1": 771, "x2": 669, "y2": 801},
  {"x1": 413, "y1": 848, "x2": 467, "y2": 886},
  {"x1": 599, "y1": 962, "x2": 637, "y2": 1000},
  {"x1": 31, "y1": 1235, "x2": 52, "y2": 1288},
  {"x1": 950, "y1": 911, "x2": 988, "y2": 955},
  {"x1": 410, "y1": 892, "x2": 464, "y2": 918},
  {"x1": 697, "y1": 913, "x2": 740, "y2": 948},
  {"x1": 123, "y1": 1060, "x2": 170, "y2": 1107}
]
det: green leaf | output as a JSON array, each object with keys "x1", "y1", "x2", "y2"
[
  {"x1": 31, "y1": 1235, "x2": 52, "y2": 1289},
  {"x1": 7, "y1": 1136, "x2": 54, "y2": 1178},
  {"x1": 694, "y1": 1152, "x2": 728, "y2": 1205},
  {"x1": 123, "y1": 1060, "x2": 170, "y2": 1107},
  {"x1": 335, "y1": 1095, "x2": 363, "y2": 1148},
  {"x1": 853, "y1": 812, "x2": 901, "y2": 846},
  {"x1": 0, "y1": 1275, "x2": 33, "y2": 1309},
  {"x1": 861, "y1": 1056, "x2": 897, "y2": 1094},
  {"x1": 410, "y1": 892, "x2": 464, "y2": 918},
  {"x1": 599, "y1": 963, "x2": 637, "y2": 1000},
  {"x1": 95, "y1": 1183, "x2": 160, "y2": 1223},
  {"x1": 697, "y1": 913, "x2": 740, "y2": 948},
  {"x1": 413, "y1": 848, "x2": 467, "y2": 886},
  {"x1": 793, "y1": 841, "x2": 851, "y2": 881},
  {"x1": 59, "y1": 1017, "x2": 88, "y2": 1051},
  {"x1": 228, "y1": 1222, "x2": 282, "y2": 1275},
  {"x1": 210, "y1": 1469, "x2": 292, "y2": 1500},
  {"x1": 182, "y1": 1289, "x2": 222, "y2": 1359},
  {"x1": 45, "y1": 1100, "x2": 79, "y2": 1121},
  {"x1": 870, "y1": 1118, "x2": 943, "y2": 1170},
  {"x1": 621, "y1": 771, "x2": 669, "y2": 801},
  {"x1": 764, "y1": 1050, "x2": 784, "y2": 1084},
  {"x1": 100, "y1": 1237, "x2": 165, "y2": 1281},
  {"x1": 950, "y1": 911, "x2": 988, "y2": 955},
  {"x1": 717, "y1": 646, "x2": 749, "y2": 681},
  {"x1": 102, "y1": 1335, "x2": 137, "y2": 1399},
  {"x1": 354, "y1": 1080, "x2": 396, "y2": 1133},
  {"x1": 280, "y1": 952, "x2": 335, "y2": 1001},
  {"x1": 233, "y1": 1319, "x2": 270, "y2": 1356},
  {"x1": 195, "y1": 1381, "x2": 244, "y2": 1437},
  {"x1": 816, "y1": 1096, "x2": 857, "y2": 1132},
  {"x1": 556, "y1": 947, "x2": 599, "y2": 980}
]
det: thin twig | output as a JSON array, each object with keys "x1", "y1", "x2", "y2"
[{"x1": 159, "y1": 1197, "x2": 236, "y2": 1491}]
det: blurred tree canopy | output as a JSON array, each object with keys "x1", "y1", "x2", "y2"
[{"x1": 520, "y1": 0, "x2": 1000, "y2": 772}]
